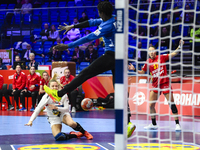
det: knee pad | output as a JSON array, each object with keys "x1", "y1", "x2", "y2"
[
  {"x1": 54, "y1": 132, "x2": 66, "y2": 141},
  {"x1": 171, "y1": 104, "x2": 178, "y2": 114}
]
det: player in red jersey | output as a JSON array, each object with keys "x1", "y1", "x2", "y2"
[
  {"x1": 60, "y1": 68, "x2": 79, "y2": 113},
  {"x1": 38, "y1": 71, "x2": 50, "y2": 104},
  {"x1": 129, "y1": 40, "x2": 184, "y2": 131}
]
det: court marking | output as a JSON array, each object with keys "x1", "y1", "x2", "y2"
[{"x1": 95, "y1": 143, "x2": 109, "y2": 150}]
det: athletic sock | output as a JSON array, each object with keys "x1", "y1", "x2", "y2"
[
  {"x1": 73, "y1": 122, "x2": 85, "y2": 134},
  {"x1": 152, "y1": 118, "x2": 157, "y2": 125},
  {"x1": 175, "y1": 119, "x2": 179, "y2": 125}
]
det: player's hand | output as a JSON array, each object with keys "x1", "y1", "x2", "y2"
[
  {"x1": 25, "y1": 121, "x2": 33, "y2": 127},
  {"x1": 30, "y1": 85, "x2": 35, "y2": 89},
  {"x1": 53, "y1": 44, "x2": 68, "y2": 51},
  {"x1": 58, "y1": 23, "x2": 74, "y2": 35},
  {"x1": 48, "y1": 104, "x2": 57, "y2": 110},
  {"x1": 128, "y1": 63, "x2": 135, "y2": 71},
  {"x1": 179, "y1": 40, "x2": 184, "y2": 45}
]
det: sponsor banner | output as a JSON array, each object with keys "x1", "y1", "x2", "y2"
[
  {"x1": 0, "y1": 49, "x2": 12, "y2": 63},
  {"x1": 129, "y1": 83, "x2": 200, "y2": 116},
  {"x1": 116, "y1": 9, "x2": 124, "y2": 33}
]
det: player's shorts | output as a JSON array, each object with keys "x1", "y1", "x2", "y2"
[
  {"x1": 47, "y1": 112, "x2": 70, "y2": 127},
  {"x1": 152, "y1": 82, "x2": 172, "y2": 94}
]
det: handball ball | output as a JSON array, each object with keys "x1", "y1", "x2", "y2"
[{"x1": 81, "y1": 98, "x2": 93, "y2": 111}]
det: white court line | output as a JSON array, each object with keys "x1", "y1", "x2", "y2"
[
  {"x1": 108, "y1": 143, "x2": 115, "y2": 147},
  {"x1": 95, "y1": 143, "x2": 108, "y2": 150},
  {"x1": 10, "y1": 145, "x2": 15, "y2": 150}
]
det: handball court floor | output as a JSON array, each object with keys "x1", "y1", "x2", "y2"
[{"x1": 0, "y1": 109, "x2": 200, "y2": 150}]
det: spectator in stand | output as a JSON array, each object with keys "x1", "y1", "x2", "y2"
[
  {"x1": 38, "y1": 71, "x2": 50, "y2": 104},
  {"x1": 62, "y1": 27, "x2": 80, "y2": 42},
  {"x1": 0, "y1": 58, "x2": 7, "y2": 70},
  {"x1": 21, "y1": 0, "x2": 32, "y2": 14},
  {"x1": 6, "y1": 0, "x2": 22, "y2": 25},
  {"x1": 179, "y1": 4, "x2": 194, "y2": 23},
  {"x1": 32, "y1": 0, "x2": 43, "y2": 8},
  {"x1": 4, "y1": 65, "x2": 26, "y2": 110},
  {"x1": 79, "y1": 12, "x2": 89, "y2": 23},
  {"x1": 71, "y1": 46, "x2": 84, "y2": 64},
  {"x1": 60, "y1": 68, "x2": 79, "y2": 113},
  {"x1": 20, "y1": 66, "x2": 40, "y2": 111},
  {"x1": 155, "y1": 27, "x2": 170, "y2": 49},
  {"x1": 0, "y1": 74, "x2": 14, "y2": 110},
  {"x1": 132, "y1": 25, "x2": 147, "y2": 40},
  {"x1": 21, "y1": 0, "x2": 32, "y2": 4},
  {"x1": 150, "y1": 25, "x2": 159, "y2": 37},
  {"x1": 26, "y1": 53, "x2": 39, "y2": 70},
  {"x1": 85, "y1": 44, "x2": 98, "y2": 63},
  {"x1": 48, "y1": 25, "x2": 60, "y2": 43},
  {"x1": 10, "y1": 55, "x2": 21, "y2": 70},
  {"x1": 133, "y1": 41, "x2": 147, "y2": 62},
  {"x1": 73, "y1": 17, "x2": 79, "y2": 25},
  {"x1": 40, "y1": 23, "x2": 50, "y2": 42}
]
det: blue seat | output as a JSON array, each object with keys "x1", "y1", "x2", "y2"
[
  {"x1": 35, "y1": 48, "x2": 43, "y2": 54},
  {"x1": 23, "y1": 14, "x2": 30, "y2": 25},
  {"x1": 0, "y1": 4, "x2": 7, "y2": 9},
  {"x1": 43, "y1": 48, "x2": 50, "y2": 54},
  {"x1": 41, "y1": 15, "x2": 49, "y2": 23},
  {"x1": 76, "y1": 1, "x2": 83, "y2": 6},
  {"x1": 15, "y1": 14, "x2": 21, "y2": 24},
  {"x1": 32, "y1": 28, "x2": 41, "y2": 35},
  {"x1": 23, "y1": 35, "x2": 31, "y2": 43},
  {"x1": 84, "y1": 1, "x2": 93, "y2": 6},
  {"x1": 41, "y1": 2, "x2": 49, "y2": 7},
  {"x1": 67, "y1": 1, "x2": 75, "y2": 6},
  {"x1": 50, "y1": 2, "x2": 58, "y2": 7},
  {"x1": 50, "y1": 14, "x2": 59, "y2": 22},
  {"x1": 80, "y1": 62, "x2": 90, "y2": 66},
  {"x1": 58, "y1": 2, "x2": 67, "y2": 7},
  {"x1": 32, "y1": 15, "x2": 40, "y2": 24},
  {"x1": 33, "y1": 9, "x2": 41, "y2": 15},
  {"x1": 45, "y1": 62, "x2": 52, "y2": 65},
  {"x1": 8, "y1": 4, "x2": 15, "y2": 9}
]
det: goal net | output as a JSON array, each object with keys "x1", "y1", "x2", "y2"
[{"x1": 115, "y1": 0, "x2": 200, "y2": 149}]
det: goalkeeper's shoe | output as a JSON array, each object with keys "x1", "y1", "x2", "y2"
[
  {"x1": 44, "y1": 85, "x2": 61, "y2": 102},
  {"x1": 127, "y1": 122, "x2": 136, "y2": 138}
]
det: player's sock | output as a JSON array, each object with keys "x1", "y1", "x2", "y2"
[
  {"x1": 175, "y1": 119, "x2": 179, "y2": 125},
  {"x1": 152, "y1": 118, "x2": 157, "y2": 125},
  {"x1": 73, "y1": 122, "x2": 85, "y2": 134},
  {"x1": 54, "y1": 132, "x2": 76, "y2": 141}
]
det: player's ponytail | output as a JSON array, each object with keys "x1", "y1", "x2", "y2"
[{"x1": 48, "y1": 73, "x2": 63, "y2": 88}]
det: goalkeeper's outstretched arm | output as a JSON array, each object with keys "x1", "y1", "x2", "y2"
[
  {"x1": 128, "y1": 63, "x2": 145, "y2": 74},
  {"x1": 169, "y1": 40, "x2": 185, "y2": 58}
]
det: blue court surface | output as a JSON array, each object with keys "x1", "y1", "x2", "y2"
[{"x1": 0, "y1": 110, "x2": 200, "y2": 150}]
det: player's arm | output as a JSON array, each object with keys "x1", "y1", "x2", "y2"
[
  {"x1": 58, "y1": 19, "x2": 102, "y2": 35},
  {"x1": 128, "y1": 63, "x2": 145, "y2": 74},
  {"x1": 169, "y1": 40, "x2": 185, "y2": 58},
  {"x1": 54, "y1": 26, "x2": 110, "y2": 50},
  {"x1": 25, "y1": 94, "x2": 48, "y2": 126}
]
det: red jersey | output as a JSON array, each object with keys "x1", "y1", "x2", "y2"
[
  {"x1": 142, "y1": 54, "x2": 169, "y2": 87},
  {"x1": 26, "y1": 73, "x2": 41, "y2": 92},
  {"x1": 13, "y1": 71, "x2": 26, "y2": 90},
  {"x1": 40, "y1": 78, "x2": 50, "y2": 90},
  {"x1": 60, "y1": 75, "x2": 75, "y2": 86},
  {"x1": 0, "y1": 74, "x2": 4, "y2": 90}
]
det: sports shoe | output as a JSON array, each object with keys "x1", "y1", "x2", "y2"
[
  {"x1": 44, "y1": 85, "x2": 61, "y2": 102},
  {"x1": 69, "y1": 131, "x2": 83, "y2": 138},
  {"x1": 19, "y1": 107, "x2": 27, "y2": 111},
  {"x1": 71, "y1": 107, "x2": 76, "y2": 113},
  {"x1": 175, "y1": 124, "x2": 181, "y2": 131},
  {"x1": 144, "y1": 123, "x2": 158, "y2": 130},
  {"x1": 83, "y1": 131, "x2": 93, "y2": 140},
  {"x1": 30, "y1": 107, "x2": 35, "y2": 112},
  {"x1": 127, "y1": 122, "x2": 136, "y2": 138},
  {"x1": 8, "y1": 105, "x2": 14, "y2": 111}
]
